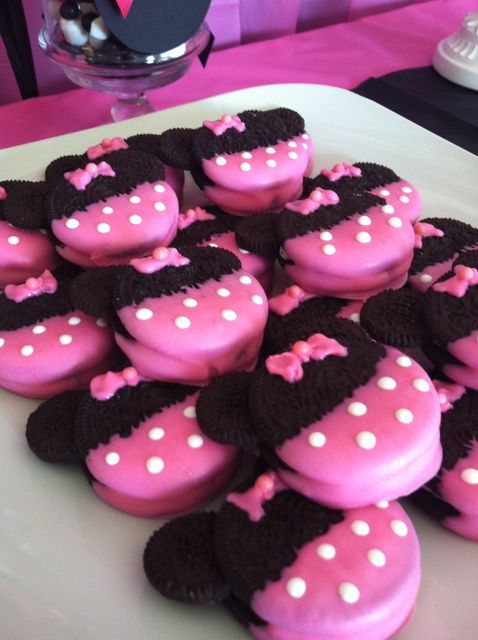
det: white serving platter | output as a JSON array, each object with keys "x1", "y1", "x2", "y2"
[{"x1": 0, "y1": 84, "x2": 477, "y2": 640}]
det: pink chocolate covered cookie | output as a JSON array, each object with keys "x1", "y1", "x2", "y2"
[{"x1": 144, "y1": 473, "x2": 420, "y2": 640}]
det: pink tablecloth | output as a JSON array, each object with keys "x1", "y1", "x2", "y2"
[{"x1": 0, "y1": 0, "x2": 473, "y2": 150}]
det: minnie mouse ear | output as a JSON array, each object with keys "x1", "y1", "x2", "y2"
[
  {"x1": 235, "y1": 212, "x2": 280, "y2": 258},
  {"x1": 1, "y1": 180, "x2": 49, "y2": 230},
  {"x1": 156, "y1": 128, "x2": 199, "y2": 170},
  {"x1": 25, "y1": 390, "x2": 85, "y2": 463},
  {"x1": 360, "y1": 288, "x2": 428, "y2": 347},
  {"x1": 70, "y1": 266, "x2": 126, "y2": 319},
  {"x1": 196, "y1": 372, "x2": 258, "y2": 446},
  {"x1": 143, "y1": 511, "x2": 230, "y2": 604},
  {"x1": 44, "y1": 154, "x2": 84, "y2": 184}
]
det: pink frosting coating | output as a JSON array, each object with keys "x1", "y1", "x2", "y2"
[
  {"x1": 202, "y1": 133, "x2": 314, "y2": 215},
  {"x1": 203, "y1": 114, "x2": 246, "y2": 136},
  {"x1": 116, "y1": 270, "x2": 268, "y2": 385},
  {"x1": 283, "y1": 204, "x2": 415, "y2": 299},
  {"x1": 320, "y1": 163, "x2": 362, "y2": 182},
  {"x1": 4, "y1": 270, "x2": 57, "y2": 302},
  {"x1": 440, "y1": 440, "x2": 478, "y2": 519},
  {"x1": 0, "y1": 220, "x2": 59, "y2": 287},
  {"x1": 64, "y1": 161, "x2": 115, "y2": 190},
  {"x1": 86, "y1": 391, "x2": 239, "y2": 503},
  {"x1": 447, "y1": 331, "x2": 478, "y2": 370},
  {"x1": 0, "y1": 311, "x2": 114, "y2": 398},
  {"x1": 86, "y1": 137, "x2": 129, "y2": 160},
  {"x1": 51, "y1": 180, "x2": 179, "y2": 267},
  {"x1": 408, "y1": 256, "x2": 456, "y2": 293},
  {"x1": 336, "y1": 300, "x2": 364, "y2": 322},
  {"x1": 90, "y1": 366, "x2": 142, "y2": 401},
  {"x1": 443, "y1": 360, "x2": 478, "y2": 391},
  {"x1": 286, "y1": 188, "x2": 339, "y2": 214},
  {"x1": 370, "y1": 179, "x2": 422, "y2": 224},
  {"x1": 275, "y1": 346, "x2": 441, "y2": 508},
  {"x1": 250, "y1": 502, "x2": 420, "y2": 640},
  {"x1": 443, "y1": 511, "x2": 478, "y2": 541},
  {"x1": 0, "y1": 186, "x2": 6, "y2": 200},
  {"x1": 432, "y1": 264, "x2": 478, "y2": 297}
]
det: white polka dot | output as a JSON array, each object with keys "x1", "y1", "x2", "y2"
[
  {"x1": 288, "y1": 141, "x2": 298, "y2": 148},
  {"x1": 184, "y1": 406, "x2": 196, "y2": 419},
  {"x1": 302, "y1": 134, "x2": 310, "y2": 140},
  {"x1": 356, "y1": 231, "x2": 372, "y2": 244},
  {"x1": 129, "y1": 195, "x2": 141, "y2": 204},
  {"x1": 216, "y1": 288, "x2": 231, "y2": 297},
  {"x1": 239, "y1": 248, "x2": 250, "y2": 254},
  {"x1": 390, "y1": 520, "x2": 408, "y2": 537},
  {"x1": 302, "y1": 143, "x2": 308, "y2": 149},
  {"x1": 251, "y1": 295, "x2": 264, "y2": 305},
  {"x1": 317, "y1": 543, "x2": 336, "y2": 559},
  {"x1": 187, "y1": 434, "x2": 204, "y2": 449},
  {"x1": 266, "y1": 159, "x2": 277, "y2": 168},
  {"x1": 240, "y1": 275, "x2": 252, "y2": 285},
  {"x1": 175, "y1": 316, "x2": 191, "y2": 329},
  {"x1": 154, "y1": 202, "x2": 166, "y2": 212},
  {"x1": 367, "y1": 549, "x2": 386, "y2": 567},
  {"x1": 7, "y1": 236, "x2": 19, "y2": 245},
  {"x1": 351, "y1": 520, "x2": 370, "y2": 536},
  {"x1": 96, "y1": 318, "x2": 107, "y2": 327},
  {"x1": 265, "y1": 147, "x2": 276, "y2": 154},
  {"x1": 413, "y1": 378, "x2": 430, "y2": 392},
  {"x1": 356, "y1": 431, "x2": 376, "y2": 449},
  {"x1": 208, "y1": 243, "x2": 219, "y2": 248},
  {"x1": 286, "y1": 577, "x2": 306, "y2": 599},
  {"x1": 97, "y1": 223, "x2": 110, "y2": 234},
  {"x1": 377, "y1": 376, "x2": 397, "y2": 390},
  {"x1": 395, "y1": 408, "x2": 414, "y2": 424},
  {"x1": 154, "y1": 184, "x2": 166, "y2": 193},
  {"x1": 396, "y1": 356, "x2": 412, "y2": 367},
  {"x1": 461, "y1": 468, "x2": 478, "y2": 485},
  {"x1": 222, "y1": 309, "x2": 237, "y2": 321},
  {"x1": 129, "y1": 214, "x2": 142, "y2": 225},
  {"x1": 215, "y1": 156, "x2": 227, "y2": 166},
  {"x1": 21, "y1": 345, "x2": 34, "y2": 356},
  {"x1": 381, "y1": 204, "x2": 395, "y2": 214},
  {"x1": 308, "y1": 432, "x2": 326, "y2": 447},
  {"x1": 388, "y1": 216, "x2": 402, "y2": 228},
  {"x1": 240, "y1": 162, "x2": 252, "y2": 172},
  {"x1": 66, "y1": 218, "x2": 79, "y2": 229},
  {"x1": 322, "y1": 244, "x2": 336, "y2": 255},
  {"x1": 68, "y1": 317, "x2": 82, "y2": 326},
  {"x1": 146, "y1": 456, "x2": 164, "y2": 474},
  {"x1": 105, "y1": 451, "x2": 120, "y2": 465},
  {"x1": 376, "y1": 500, "x2": 389, "y2": 509},
  {"x1": 420, "y1": 274, "x2": 433, "y2": 284},
  {"x1": 288, "y1": 152, "x2": 298, "y2": 160},
  {"x1": 102, "y1": 206, "x2": 113, "y2": 214},
  {"x1": 59, "y1": 334, "x2": 73, "y2": 345},
  {"x1": 241, "y1": 151, "x2": 253, "y2": 159},
  {"x1": 149, "y1": 427, "x2": 165, "y2": 441},
  {"x1": 320, "y1": 231, "x2": 333, "y2": 241},
  {"x1": 379, "y1": 189, "x2": 391, "y2": 197},
  {"x1": 339, "y1": 583, "x2": 360, "y2": 604},
  {"x1": 402, "y1": 186, "x2": 412, "y2": 193},
  {"x1": 357, "y1": 215, "x2": 371, "y2": 226},
  {"x1": 399, "y1": 195, "x2": 410, "y2": 203},
  {"x1": 32, "y1": 325, "x2": 46, "y2": 334},
  {"x1": 183, "y1": 298, "x2": 198, "y2": 308},
  {"x1": 347, "y1": 401, "x2": 367, "y2": 416},
  {"x1": 279, "y1": 247, "x2": 289, "y2": 260},
  {"x1": 136, "y1": 308, "x2": 153, "y2": 321},
  {"x1": 0, "y1": 338, "x2": 4, "y2": 347},
  {"x1": 350, "y1": 313, "x2": 360, "y2": 323}
]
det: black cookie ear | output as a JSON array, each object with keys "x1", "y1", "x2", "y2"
[
  {"x1": 360, "y1": 288, "x2": 428, "y2": 347},
  {"x1": 44, "y1": 154, "x2": 84, "y2": 184},
  {"x1": 409, "y1": 487, "x2": 460, "y2": 523},
  {"x1": 196, "y1": 372, "x2": 258, "y2": 446},
  {"x1": 25, "y1": 390, "x2": 85, "y2": 463},
  {"x1": 1, "y1": 180, "x2": 49, "y2": 230},
  {"x1": 156, "y1": 128, "x2": 199, "y2": 170},
  {"x1": 143, "y1": 511, "x2": 230, "y2": 604},
  {"x1": 235, "y1": 212, "x2": 280, "y2": 258},
  {"x1": 125, "y1": 133, "x2": 164, "y2": 160},
  {"x1": 69, "y1": 266, "x2": 125, "y2": 320}
]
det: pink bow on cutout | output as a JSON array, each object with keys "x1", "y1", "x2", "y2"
[
  {"x1": 64, "y1": 161, "x2": 116, "y2": 191},
  {"x1": 227, "y1": 471, "x2": 286, "y2": 522},
  {"x1": 432, "y1": 264, "x2": 478, "y2": 297},
  {"x1": 203, "y1": 114, "x2": 246, "y2": 136},
  {"x1": 5, "y1": 270, "x2": 57, "y2": 302},
  {"x1": 177, "y1": 207, "x2": 216, "y2": 231},
  {"x1": 269, "y1": 285, "x2": 312, "y2": 316},
  {"x1": 286, "y1": 188, "x2": 339, "y2": 215},
  {"x1": 87, "y1": 137, "x2": 129, "y2": 160},
  {"x1": 320, "y1": 163, "x2": 362, "y2": 182},
  {"x1": 130, "y1": 247, "x2": 190, "y2": 274},
  {"x1": 266, "y1": 333, "x2": 348, "y2": 383},
  {"x1": 90, "y1": 366, "x2": 142, "y2": 401},
  {"x1": 432, "y1": 380, "x2": 466, "y2": 413},
  {"x1": 413, "y1": 221, "x2": 444, "y2": 249}
]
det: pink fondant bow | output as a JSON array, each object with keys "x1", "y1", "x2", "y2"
[
  {"x1": 4, "y1": 270, "x2": 57, "y2": 302},
  {"x1": 227, "y1": 471, "x2": 285, "y2": 522},
  {"x1": 90, "y1": 366, "x2": 142, "y2": 401},
  {"x1": 286, "y1": 188, "x2": 340, "y2": 215},
  {"x1": 413, "y1": 221, "x2": 445, "y2": 249},
  {"x1": 269, "y1": 285, "x2": 311, "y2": 316},
  {"x1": 266, "y1": 333, "x2": 348, "y2": 383},
  {"x1": 432, "y1": 264, "x2": 478, "y2": 297},
  {"x1": 203, "y1": 114, "x2": 246, "y2": 136},
  {"x1": 64, "y1": 161, "x2": 116, "y2": 191},
  {"x1": 114, "y1": 0, "x2": 134, "y2": 18},
  {"x1": 432, "y1": 380, "x2": 466, "y2": 413},
  {"x1": 87, "y1": 137, "x2": 129, "y2": 161},
  {"x1": 177, "y1": 207, "x2": 216, "y2": 231},
  {"x1": 320, "y1": 163, "x2": 362, "y2": 182},
  {"x1": 130, "y1": 247, "x2": 190, "y2": 274}
]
